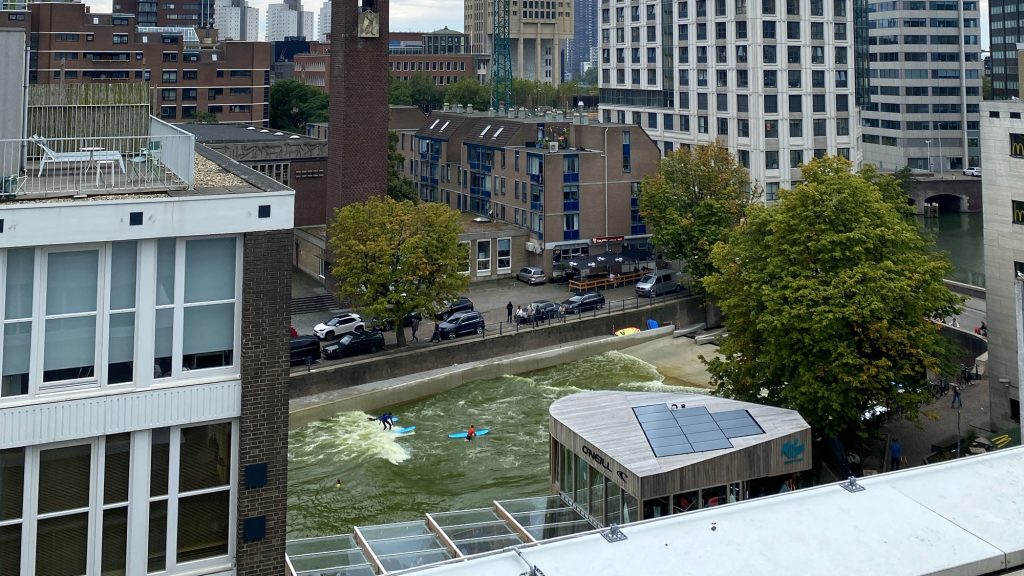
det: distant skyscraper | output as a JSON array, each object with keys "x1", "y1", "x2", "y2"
[
  {"x1": 114, "y1": 0, "x2": 214, "y2": 27},
  {"x1": 266, "y1": 2, "x2": 313, "y2": 41},
  {"x1": 319, "y1": 0, "x2": 331, "y2": 42},
  {"x1": 566, "y1": 0, "x2": 596, "y2": 80},
  {"x1": 214, "y1": 0, "x2": 258, "y2": 40},
  {"x1": 991, "y1": 0, "x2": 1023, "y2": 99},
  {"x1": 464, "y1": 0, "x2": 574, "y2": 84},
  {"x1": 861, "y1": 0, "x2": 982, "y2": 171}
]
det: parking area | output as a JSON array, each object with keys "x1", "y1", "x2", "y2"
[{"x1": 291, "y1": 274, "x2": 689, "y2": 369}]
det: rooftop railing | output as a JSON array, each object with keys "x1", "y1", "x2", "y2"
[{"x1": 0, "y1": 116, "x2": 195, "y2": 199}]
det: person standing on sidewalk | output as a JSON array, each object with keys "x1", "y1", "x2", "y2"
[
  {"x1": 506, "y1": 301, "x2": 514, "y2": 324},
  {"x1": 951, "y1": 382, "x2": 963, "y2": 408},
  {"x1": 410, "y1": 316, "x2": 421, "y2": 341},
  {"x1": 890, "y1": 438, "x2": 902, "y2": 470}
]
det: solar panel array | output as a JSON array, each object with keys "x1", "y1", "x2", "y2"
[{"x1": 632, "y1": 404, "x2": 766, "y2": 457}]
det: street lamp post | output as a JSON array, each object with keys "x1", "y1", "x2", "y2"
[
  {"x1": 925, "y1": 139, "x2": 932, "y2": 173},
  {"x1": 938, "y1": 138, "x2": 944, "y2": 175}
]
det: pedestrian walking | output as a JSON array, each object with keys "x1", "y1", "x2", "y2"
[
  {"x1": 430, "y1": 323, "x2": 440, "y2": 343},
  {"x1": 951, "y1": 382, "x2": 963, "y2": 408},
  {"x1": 889, "y1": 437, "x2": 902, "y2": 471},
  {"x1": 506, "y1": 301, "x2": 514, "y2": 324},
  {"x1": 410, "y1": 316, "x2": 420, "y2": 341}
]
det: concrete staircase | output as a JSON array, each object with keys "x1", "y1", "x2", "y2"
[{"x1": 290, "y1": 294, "x2": 339, "y2": 315}]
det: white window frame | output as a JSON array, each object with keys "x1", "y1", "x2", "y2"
[
  {"x1": 8, "y1": 421, "x2": 239, "y2": 575},
  {"x1": 497, "y1": 237, "x2": 512, "y2": 273},
  {"x1": 476, "y1": 239, "x2": 491, "y2": 276}
]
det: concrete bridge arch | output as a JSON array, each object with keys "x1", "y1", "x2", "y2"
[{"x1": 907, "y1": 178, "x2": 981, "y2": 214}]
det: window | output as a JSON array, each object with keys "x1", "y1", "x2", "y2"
[
  {"x1": 42, "y1": 250, "x2": 99, "y2": 386},
  {"x1": 789, "y1": 94, "x2": 802, "y2": 113},
  {"x1": 765, "y1": 150, "x2": 779, "y2": 169},
  {"x1": 788, "y1": 69, "x2": 801, "y2": 88},
  {"x1": 763, "y1": 70, "x2": 777, "y2": 88},
  {"x1": 229, "y1": 70, "x2": 251, "y2": 78},
  {"x1": 789, "y1": 119, "x2": 803, "y2": 137},
  {"x1": 762, "y1": 20, "x2": 776, "y2": 38},
  {"x1": 763, "y1": 45, "x2": 777, "y2": 64},
  {"x1": 812, "y1": 94, "x2": 825, "y2": 113},
  {"x1": 813, "y1": 118, "x2": 826, "y2": 136},
  {"x1": 497, "y1": 238, "x2": 511, "y2": 272},
  {"x1": 113, "y1": 33, "x2": 128, "y2": 44},
  {"x1": 2, "y1": 249, "x2": 33, "y2": 397},
  {"x1": 790, "y1": 149, "x2": 803, "y2": 168},
  {"x1": 476, "y1": 240, "x2": 491, "y2": 276},
  {"x1": 738, "y1": 118, "x2": 750, "y2": 137},
  {"x1": 787, "y1": 21, "x2": 800, "y2": 40},
  {"x1": 161, "y1": 70, "x2": 177, "y2": 83},
  {"x1": 765, "y1": 120, "x2": 778, "y2": 138},
  {"x1": 764, "y1": 94, "x2": 778, "y2": 114}
]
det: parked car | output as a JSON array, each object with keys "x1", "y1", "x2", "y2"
[
  {"x1": 635, "y1": 270, "x2": 683, "y2": 298},
  {"x1": 436, "y1": 310, "x2": 485, "y2": 339},
  {"x1": 517, "y1": 300, "x2": 560, "y2": 324},
  {"x1": 517, "y1": 266, "x2": 547, "y2": 285},
  {"x1": 561, "y1": 292, "x2": 606, "y2": 314},
  {"x1": 322, "y1": 330, "x2": 386, "y2": 360},
  {"x1": 963, "y1": 167, "x2": 981, "y2": 177},
  {"x1": 435, "y1": 297, "x2": 474, "y2": 320},
  {"x1": 313, "y1": 313, "x2": 365, "y2": 340},
  {"x1": 368, "y1": 312, "x2": 423, "y2": 332},
  {"x1": 289, "y1": 336, "x2": 321, "y2": 366}
]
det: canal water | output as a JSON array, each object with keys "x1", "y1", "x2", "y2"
[
  {"x1": 287, "y1": 351, "x2": 703, "y2": 538},
  {"x1": 917, "y1": 212, "x2": 985, "y2": 287}
]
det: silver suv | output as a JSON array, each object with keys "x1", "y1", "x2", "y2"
[{"x1": 517, "y1": 266, "x2": 547, "y2": 285}]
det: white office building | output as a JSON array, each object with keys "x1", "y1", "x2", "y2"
[
  {"x1": 318, "y1": 0, "x2": 331, "y2": 42},
  {"x1": 860, "y1": 0, "x2": 983, "y2": 172},
  {"x1": 598, "y1": 0, "x2": 863, "y2": 201},
  {"x1": 266, "y1": 3, "x2": 314, "y2": 42},
  {"x1": 214, "y1": 0, "x2": 259, "y2": 41}
]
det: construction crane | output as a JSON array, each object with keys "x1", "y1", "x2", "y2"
[{"x1": 490, "y1": 0, "x2": 513, "y2": 111}]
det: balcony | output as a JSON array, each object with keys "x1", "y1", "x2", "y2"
[{"x1": 0, "y1": 117, "x2": 195, "y2": 198}]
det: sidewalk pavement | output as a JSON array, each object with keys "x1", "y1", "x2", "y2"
[{"x1": 872, "y1": 379, "x2": 996, "y2": 471}]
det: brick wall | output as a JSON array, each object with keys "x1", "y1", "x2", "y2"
[{"x1": 237, "y1": 230, "x2": 292, "y2": 576}]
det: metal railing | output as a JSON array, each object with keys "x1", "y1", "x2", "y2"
[
  {"x1": 0, "y1": 133, "x2": 194, "y2": 197},
  {"x1": 149, "y1": 116, "x2": 196, "y2": 187}
]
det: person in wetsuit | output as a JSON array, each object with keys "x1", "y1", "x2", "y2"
[{"x1": 466, "y1": 425, "x2": 476, "y2": 441}]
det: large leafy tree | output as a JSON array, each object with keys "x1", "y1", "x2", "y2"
[
  {"x1": 328, "y1": 197, "x2": 469, "y2": 346},
  {"x1": 389, "y1": 77, "x2": 413, "y2": 106},
  {"x1": 638, "y1": 142, "x2": 757, "y2": 290},
  {"x1": 387, "y1": 132, "x2": 417, "y2": 204},
  {"x1": 444, "y1": 78, "x2": 490, "y2": 111},
  {"x1": 703, "y1": 156, "x2": 963, "y2": 437},
  {"x1": 407, "y1": 72, "x2": 444, "y2": 113},
  {"x1": 269, "y1": 79, "x2": 328, "y2": 132}
]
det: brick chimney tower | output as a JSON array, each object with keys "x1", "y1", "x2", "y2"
[{"x1": 328, "y1": 0, "x2": 389, "y2": 210}]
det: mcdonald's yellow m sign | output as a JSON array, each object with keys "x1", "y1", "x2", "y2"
[
  {"x1": 1012, "y1": 133, "x2": 1024, "y2": 158},
  {"x1": 1014, "y1": 200, "x2": 1024, "y2": 225}
]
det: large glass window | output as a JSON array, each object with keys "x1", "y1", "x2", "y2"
[
  {"x1": 108, "y1": 242, "x2": 137, "y2": 385},
  {"x1": 0, "y1": 448, "x2": 24, "y2": 575},
  {"x1": 43, "y1": 250, "x2": 99, "y2": 385},
  {"x1": 182, "y1": 238, "x2": 236, "y2": 371},
  {"x1": 497, "y1": 238, "x2": 511, "y2": 272},
  {"x1": 2, "y1": 249, "x2": 32, "y2": 397},
  {"x1": 476, "y1": 240, "x2": 491, "y2": 275},
  {"x1": 36, "y1": 444, "x2": 91, "y2": 575}
]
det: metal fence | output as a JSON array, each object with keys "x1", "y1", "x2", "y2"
[{"x1": 0, "y1": 131, "x2": 195, "y2": 196}]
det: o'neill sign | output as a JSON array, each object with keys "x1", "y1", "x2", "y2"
[{"x1": 1012, "y1": 133, "x2": 1024, "y2": 158}]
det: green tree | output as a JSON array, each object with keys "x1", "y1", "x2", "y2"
[
  {"x1": 982, "y1": 76, "x2": 992, "y2": 100},
  {"x1": 858, "y1": 164, "x2": 915, "y2": 216},
  {"x1": 388, "y1": 131, "x2": 418, "y2": 204},
  {"x1": 389, "y1": 77, "x2": 413, "y2": 106},
  {"x1": 444, "y1": 78, "x2": 490, "y2": 111},
  {"x1": 407, "y1": 72, "x2": 444, "y2": 113},
  {"x1": 703, "y1": 156, "x2": 963, "y2": 438},
  {"x1": 580, "y1": 66, "x2": 598, "y2": 87},
  {"x1": 328, "y1": 197, "x2": 469, "y2": 347},
  {"x1": 637, "y1": 142, "x2": 757, "y2": 291},
  {"x1": 194, "y1": 111, "x2": 218, "y2": 124},
  {"x1": 269, "y1": 79, "x2": 328, "y2": 132}
]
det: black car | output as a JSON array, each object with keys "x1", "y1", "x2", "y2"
[
  {"x1": 518, "y1": 300, "x2": 561, "y2": 324},
  {"x1": 436, "y1": 310, "x2": 485, "y2": 339},
  {"x1": 322, "y1": 330, "x2": 386, "y2": 360},
  {"x1": 289, "y1": 336, "x2": 321, "y2": 366},
  {"x1": 368, "y1": 311, "x2": 423, "y2": 332},
  {"x1": 435, "y1": 296, "x2": 474, "y2": 320},
  {"x1": 561, "y1": 292, "x2": 606, "y2": 314}
]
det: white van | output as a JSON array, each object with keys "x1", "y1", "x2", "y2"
[{"x1": 635, "y1": 270, "x2": 682, "y2": 297}]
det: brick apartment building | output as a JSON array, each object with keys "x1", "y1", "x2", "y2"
[
  {"x1": 113, "y1": 0, "x2": 215, "y2": 28},
  {"x1": 395, "y1": 108, "x2": 661, "y2": 278},
  {"x1": 1, "y1": 2, "x2": 270, "y2": 125},
  {"x1": 293, "y1": 28, "x2": 476, "y2": 93}
]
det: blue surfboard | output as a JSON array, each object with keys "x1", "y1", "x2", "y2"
[
  {"x1": 393, "y1": 426, "x2": 416, "y2": 435},
  {"x1": 448, "y1": 428, "x2": 489, "y2": 439}
]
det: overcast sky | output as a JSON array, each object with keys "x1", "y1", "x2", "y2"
[{"x1": 87, "y1": 0, "x2": 988, "y2": 49}]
